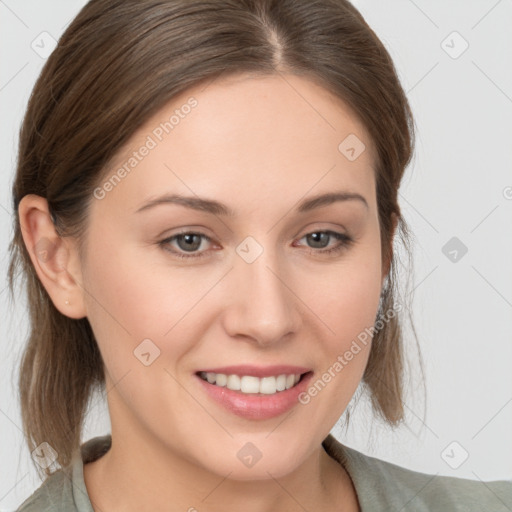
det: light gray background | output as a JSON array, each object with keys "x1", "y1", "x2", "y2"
[{"x1": 1, "y1": 0, "x2": 511, "y2": 510}]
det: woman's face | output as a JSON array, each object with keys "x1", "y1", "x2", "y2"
[{"x1": 79, "y1": 72, "x2": 385, "y2": 479}]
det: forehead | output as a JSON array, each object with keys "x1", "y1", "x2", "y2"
[{"x1": 95, "y1": 72, "x2": 377, "y2": 217}]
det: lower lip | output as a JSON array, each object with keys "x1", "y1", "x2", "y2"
[{"x1": 195, "y1": 372, "x2": 314, "y2": 420}]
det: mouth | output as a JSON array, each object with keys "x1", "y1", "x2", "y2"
[
  {"x1": 194, "y1": 366, "x2": 315, "y2": 420},
  {"x1": 195, "y1": 370, "x2": 313, "y2": 396}
]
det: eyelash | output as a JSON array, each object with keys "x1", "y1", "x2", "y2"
[{"x1": 158, "y1": 230, "x2": 354, "y2": 260}]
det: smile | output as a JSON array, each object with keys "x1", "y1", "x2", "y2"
[{"x1": 198, "y1": 371, "x2": 304, "y2": 395}]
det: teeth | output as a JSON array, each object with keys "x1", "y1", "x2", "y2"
[
  {"x1": 227, "y1": 374, "x2": 241, "y2": 390},
  {"x1": 215, "y1": 373, "x2": 227, "y2": 387},
  {"x1": 241, "y1": 376, "x2": 260, "y2": 393},
  {"x1": 199, "y1": 372, "x2": 303, "y2": 395},
  {"x1": 276, "y1": 374, "x2": 286, "y2": 391}
]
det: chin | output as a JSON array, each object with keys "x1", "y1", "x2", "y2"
[{"x1": 196, "y1": 437, "x2": 305, "y2": 482}]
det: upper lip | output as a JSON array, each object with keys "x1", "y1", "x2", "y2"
[{"x1": 196, "y1": 365, "x2": 312, "y2": 378}]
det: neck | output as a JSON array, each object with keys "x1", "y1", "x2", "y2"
[{"x1": 84, "y1": 426, "x2": 358, "y2": 512}]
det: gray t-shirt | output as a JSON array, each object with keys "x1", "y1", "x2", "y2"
[{"x1": 16, "y1": 434, "x2": 512, "y2": 511}]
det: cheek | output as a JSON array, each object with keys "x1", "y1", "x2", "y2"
[
  {"x1": 82, "y1": 228, "x2": 191, "y2": 336},
  {"x1": 305, "y1": 237, "x2": 383, "y2": 348},
  {"x1": 297, "y1": 236, "x2": 383, "y2": 410},
  {"x1": 80, "y1": 231, "x2": 186, "y2": 376},
  {"x1": 80, "y1": 235, "x2": 194, "y2": 427}
]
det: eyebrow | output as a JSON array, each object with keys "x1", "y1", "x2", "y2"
[{"x1": 135, "y1": 190, "x2": 369, "y2": 216}]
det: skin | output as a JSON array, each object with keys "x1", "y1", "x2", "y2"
[{"x1": 19, "y1": 72, "x2": 397, "y2": 512}]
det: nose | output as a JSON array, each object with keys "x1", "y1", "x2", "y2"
[{"x1": 222, "y1": 248, "x2": 302, "y2": 347}]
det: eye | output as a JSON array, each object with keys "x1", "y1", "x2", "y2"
[
  {"x1": 294, "y1": 230, "x2": 353, "y2": 256},
  {"x1": 159, "y1": 232, "x2": 214, "y2": 259},
  {"x1": 159, "y1": 229, "x2": 353, "y2": 260}
]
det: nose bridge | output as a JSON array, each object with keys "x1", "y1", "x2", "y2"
[{"x1": 226, "y1": 238, "x2": 300, "y2": 345}]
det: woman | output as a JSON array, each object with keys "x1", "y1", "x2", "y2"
[{"x1": 9, "y1": 0, "x2": 511, "y2": 510}]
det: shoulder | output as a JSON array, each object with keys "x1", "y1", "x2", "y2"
[
  {"x1": 323, "y1": 434, "x2": 512, "y2": 512},
  {"x1": 354, "y1": 450, "x2": 512, "y2": 511},
  {"x1": 16, "y1": 435, "x2": 111, "y2": 512},
  {"x1": 16, "y1": 468, "x2": 75, "y2": 511}
]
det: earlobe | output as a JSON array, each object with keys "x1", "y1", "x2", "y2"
[{"x1": 18, "y1": 194, "x2": 87, "y2": 319}]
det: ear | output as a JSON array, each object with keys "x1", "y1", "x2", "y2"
[
  {"x1": 381, "y1": 212, "x2": 398, "y2": 287},
  {"x1": 18, "y1": 194, "x2": 87, "y2": 319}
]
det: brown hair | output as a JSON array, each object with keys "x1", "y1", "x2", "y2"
[{"x1": 8, "y1": 0, "x2": 423, "y2": 477}]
